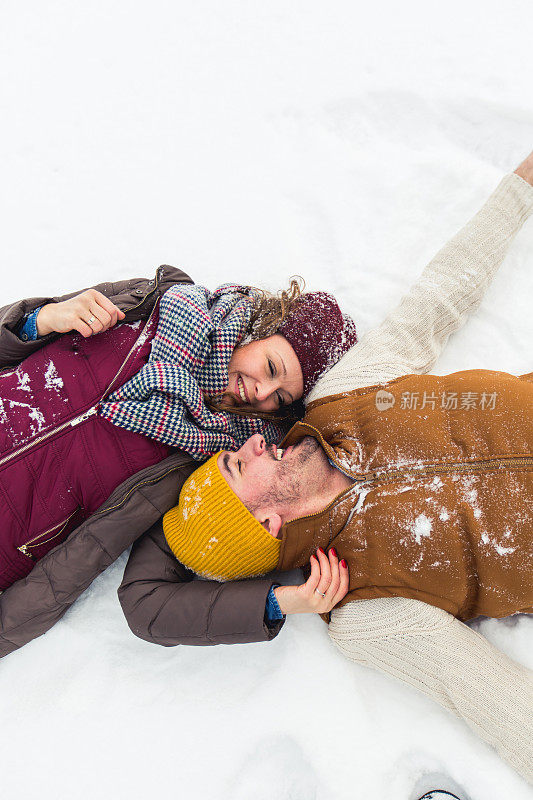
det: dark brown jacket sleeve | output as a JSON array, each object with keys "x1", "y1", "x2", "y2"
[
  {"x1": 118, "y1": 521, "x2": 284, "y2": 646},
  {"x1": 0, "y1": 453, "x2": 196, "y2": 658},
  {"x1": 0, "y1": 264, "x2": 193, "y2": 367}
]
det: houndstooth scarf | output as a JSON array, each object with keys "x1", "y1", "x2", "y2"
[{"x1": 98, "y1": 283, "x2": 285, "y2": 459}]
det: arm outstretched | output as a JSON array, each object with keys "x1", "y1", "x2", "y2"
[
  {"x1": 309, "y1": 164, "x2": 533, "y2": 402},
  {"x1": 329, "y1": 597, "x2": 533, "y2": 784}
]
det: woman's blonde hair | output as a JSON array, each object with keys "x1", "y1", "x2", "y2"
[
  {"x1": 244, "y1": 276, "x2": 304, "y2": 343},
  {"x1": 206, "y1": 276, "x2": 306, "y2": 422}
]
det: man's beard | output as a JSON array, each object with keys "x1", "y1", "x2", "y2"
[
  {"x1": 252, "y1": 436, "x2": 323, "y2": 512},
  {"x1": 293, "y1": 436, "x2": 320, "y2": 465}
]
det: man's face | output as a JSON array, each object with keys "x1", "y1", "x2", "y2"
[{"x1": 217, "y1": 434, "x2": 322, "y2": 532}]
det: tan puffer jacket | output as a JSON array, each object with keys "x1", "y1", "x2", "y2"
[{"x1": 278, "y1": 368, "x2": 533, "y2": 620}]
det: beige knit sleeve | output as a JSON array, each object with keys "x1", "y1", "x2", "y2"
[
  {"x1": 308, "y1": 172, "x2": 533, "y2": 403},
  {"x1": 328, "y1": 597, "x2": 533, "y2": 784}
]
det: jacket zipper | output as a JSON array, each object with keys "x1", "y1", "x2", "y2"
[
  {"x1": 0, "y1": 273, "x2": 162, "y2": 471},
  {"x1": 95, "y1": 288, "x2": 160, "y2": 401},
  {"x1": 284, "y1": 422, "x2": 533, "y2": 526},
  {"x1": 91, "y1": 462, "x2": 189, "y2": 518},
  {"x1": 17, "y1": 458, "x2": 190, "y2": 559},
  {"x1": 362, "y1": 454, "x2": 533, "y2": 485},
  {"x1": 18, "y1": 507, "x2": 80, "y2": 558}
]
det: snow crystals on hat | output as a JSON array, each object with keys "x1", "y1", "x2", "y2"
[{"x1": 279, "y1": 291, "x2": 357, "y2": 397}]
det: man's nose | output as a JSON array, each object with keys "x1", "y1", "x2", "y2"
[{"x1": 248, "y1": 434, "x2": 266, "y2": 455}]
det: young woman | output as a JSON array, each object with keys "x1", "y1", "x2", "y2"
[{"x1": 0, "y1": 273, "x2": 356, "y2": 591}]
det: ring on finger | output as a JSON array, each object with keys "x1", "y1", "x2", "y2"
[
  {"x1": 314, "y1": 589, "x2": 326, "y2": 598},
  {"x1": 87, "y1": 315, "x2": 96, "y2": 324}
]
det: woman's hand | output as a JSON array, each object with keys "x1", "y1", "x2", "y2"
[
  {"x1": 36, "y1": 289, "x2": 126, "y2": 338},
  {"x1": 514, "y1": 150, "x2": 533, "y2": 186},
  {"x1": 273, "y1": 547, "x2": 349, "y2": 615}
]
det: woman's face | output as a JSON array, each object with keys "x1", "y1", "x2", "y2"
[{"x1": 226, "y1": 334, "x2": 304, "y2": 412}]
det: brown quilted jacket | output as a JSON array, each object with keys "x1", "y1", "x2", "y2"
[
  {"x1": 0, "y1": 266, "x2": 284, "y2": 658},
  {"x1": 278, "y1": 369, "x2": 533, "y2": 620}
]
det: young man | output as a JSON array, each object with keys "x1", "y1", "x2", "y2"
[{"x1": 119, "y1": 153, "x2": 533, "y2": 784}]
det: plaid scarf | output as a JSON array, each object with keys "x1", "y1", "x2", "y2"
[{"x1": 99, "y1": 283, "x2": 284, "y2": 459}]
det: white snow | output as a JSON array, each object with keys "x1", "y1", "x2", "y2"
[
  {"x1": 412, "y1": 513, "x2": 433, "y2": 545},
  {"x1": 44, "y1": 360, "x2": 64, "y2": 391},
  {"x1": 181, "y1": 492, "x2": 201, "y2": 521},
  {"x1": 28, "y1": 406, "x2": 46, "y2": 433},
  {"x1": 481, "y1": 529, "x2": 517, "y2": 557},
  {"x1": 1, "y1": 3, "x2": 533, "y2": 800},
  {"x1": 200, "y1": 536, "x2": 220, "y2": 559},
  {"x1": 494, "y1": 543, "x2": 516, "y2": 557},
  {"x1": 16, "y1": 369, "x2": 31, "y2": 392},
  {"x1": 7, "y1": 399, "x2": 46, "y2": 434},
  {"x1": 353, "y1": 485, "x2": 372, "y2": 513}
]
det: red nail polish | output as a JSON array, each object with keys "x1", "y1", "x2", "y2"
[
  {"x1": 317, "y1": 547, "x2": 325, "y2": 555},
  {"x1": 329, "y1": 547, "x2": 337, "y2": 558},
  {"x1": 340, "y1": 559, "x2": 347, "y2": 568}
]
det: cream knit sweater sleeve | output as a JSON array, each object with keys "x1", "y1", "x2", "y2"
[
  {"x1": 307, "y1": 172, "x2": 533, "y2": 402},
  {"x1": 328, "y1": 599, "x2": 533, "y2": 784},
  {"x1": 310, "y1": 172, "x2": 533, "y2": 782}
]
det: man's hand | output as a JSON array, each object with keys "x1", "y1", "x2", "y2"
[
  {"x1": 514, "y1": 149, "x2": 533, "y2": 186},
  {"x1": 36, "y1": 289, "x2": 126, "y2": 338},
  {"x1": 273, "y1": 548, "x2": 349, "y2": 615}
]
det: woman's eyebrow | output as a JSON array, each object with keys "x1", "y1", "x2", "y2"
[
  {"x1": 275, "y1": 351, "x2": 294, "y2": 403},
  {"x1": 276, "y1": 351, "x2": 287, "y2": 377}
]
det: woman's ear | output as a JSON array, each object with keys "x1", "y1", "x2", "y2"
[{"x1": 257, "y1": 512, "x2": 283, "y2": 539}]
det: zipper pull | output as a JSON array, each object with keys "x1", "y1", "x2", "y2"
[
  {"x1": 69, "y1": 406, "x2": 98, "y2": 427},
  {"x1": 18, "y1": 544, "x2": 34, "y2": 559}
]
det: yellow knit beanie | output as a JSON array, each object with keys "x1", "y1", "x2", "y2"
[{"x1": 163, "y1": 453, "x2": 281, "y2": 581}]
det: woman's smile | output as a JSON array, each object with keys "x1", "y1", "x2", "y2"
[{"x1": 235, "y1": 374, "x2": 249, "y2": 403}]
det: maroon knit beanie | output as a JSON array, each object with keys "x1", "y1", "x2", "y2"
[{"x1": 278, "y1": 292, "x2": 357, "y2": 397}]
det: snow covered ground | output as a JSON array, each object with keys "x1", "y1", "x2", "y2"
[{"x1": 1, "y1": 2, "x2": 532, "y2": 798}]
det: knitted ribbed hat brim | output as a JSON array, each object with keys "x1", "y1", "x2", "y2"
[{"x1": 163, "y1": 453, "x2": 281, "y2": 581}]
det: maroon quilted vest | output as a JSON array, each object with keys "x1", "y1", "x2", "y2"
[{"x1": 0, "y1": 300, "x2": 172, "y2": 589}]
